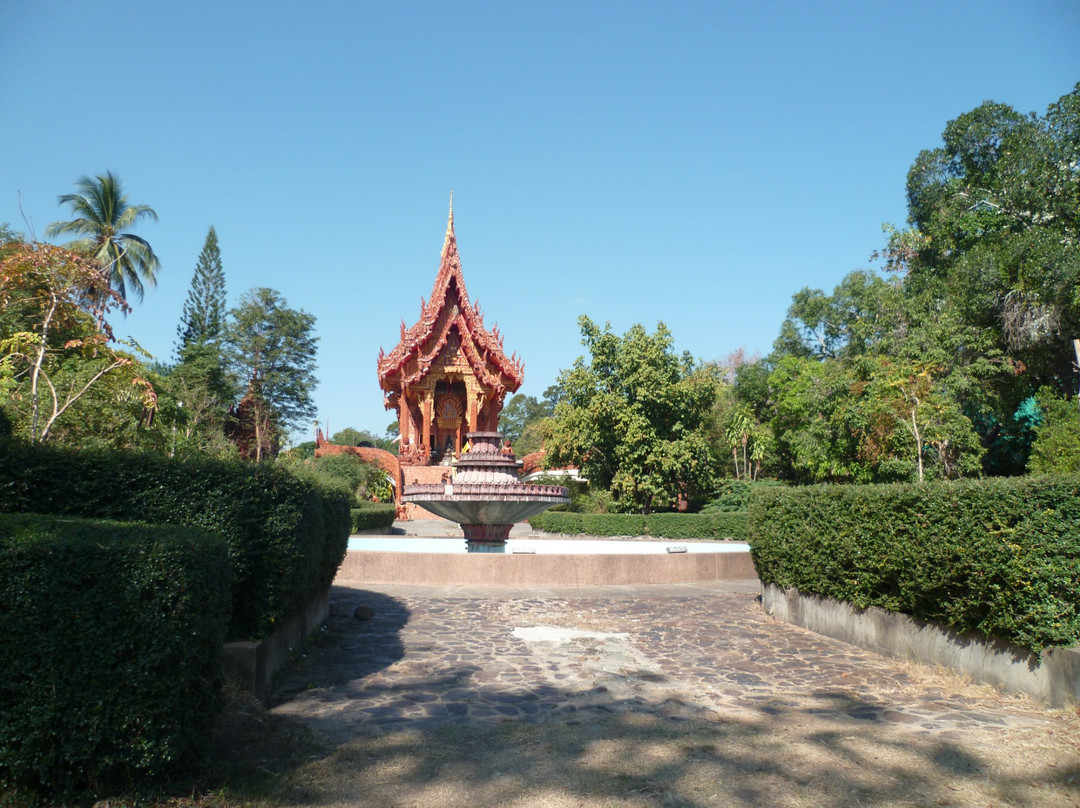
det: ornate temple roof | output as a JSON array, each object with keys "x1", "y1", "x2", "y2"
[{"x1": 377, "y1": 199, "x2": 525, "y2": 397}]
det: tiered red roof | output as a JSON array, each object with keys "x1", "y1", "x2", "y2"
[{"x1": 377, "y1": 201, "x2": 524, "y2": 399}]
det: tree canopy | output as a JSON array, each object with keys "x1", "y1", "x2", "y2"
[
  {"x1": 544, "y1": 316, "x2": 718, "y2": 513},
  {"x1": 44, "y1": 171, "x2": 161, "y2": 303},
  {"x1": 223, "y1": 287, "x2": 318, "y2": 460}
]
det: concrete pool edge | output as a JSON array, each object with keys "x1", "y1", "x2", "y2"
[{"x1": 335, "y1": 544, "x2": 758, "y2": 586}]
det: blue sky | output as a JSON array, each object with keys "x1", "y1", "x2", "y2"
[{"x1": 2, "y1": 1, "x2": 1077, "y2": 443}]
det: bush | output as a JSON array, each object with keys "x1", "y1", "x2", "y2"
[
  {"x1": 351, "y1": 503, "x2": 397, "y2": 532},
  {"x1": 0, "y1": 440, "x2": 351, "y2": 641},
  {"x1": 529, "y1": 511, "x2": 582, "y2": 534},
  {"x1": 530, "y1": 510, "x2": 748, "y2": 540},
  {"x1": 748, "y1": 476, "x2": 1080, "y2": 654},
  {"x1": 645, "y1": 512, "x2": 748, "y2": 540},
  {"x1": 0, "y1": 514, "x2": 230, "y2": 797}
]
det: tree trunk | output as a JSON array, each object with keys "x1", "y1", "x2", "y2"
[{"x1": 911, "y1": 406, "x2": 924, "y2": 483}]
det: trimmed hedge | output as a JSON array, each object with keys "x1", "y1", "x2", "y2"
[
  {"x1": 0, "y1": 514, "x2": 230, "y2": 796},
  {"x1": 748, "y1": 476, "x2": 1080, "y2": 654},
  {"x1": 351, "y1": 503, "x2": 397, "y2": 532},
  {"x1": 0, "y1": 441, "x2": 351, "y2": 641},
  {"x1": 529, "y1": 510, "x2": 748, "y2": 540}
]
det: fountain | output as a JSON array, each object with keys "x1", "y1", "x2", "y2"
[{"x1": 402, "y1": 431, "x2": 569, "y2": 549}]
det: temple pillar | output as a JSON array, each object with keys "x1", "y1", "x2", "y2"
[
  {"x1": 420, "y1": 391, "x2": 433, "y2": 451},
  {"x1": 399, "y1": 393, "x2": 410, "y2": 449}
]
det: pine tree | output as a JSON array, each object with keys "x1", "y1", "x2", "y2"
[{"x1": 177, "y1": 226, "x2": 226, "y2": 352}]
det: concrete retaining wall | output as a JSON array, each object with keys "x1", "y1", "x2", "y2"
[
  {"x1": 336, "y1": 546, "x2": 757, "y2": 586},
  {"x1": 223, "y1": 588, "x2": 330, "y2": 702},
  {"x1": 762, "y1": 584, "x2": 1080, "y2": 707}
]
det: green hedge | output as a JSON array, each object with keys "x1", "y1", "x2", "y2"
[
  {"x1": 748, "y1": 476, "x2": 1080, "y2": 654},
  {"x1": 0, "y1": 514, "x2": 230, "y2": 796},
  {"x1": 529, "y1": 510, "x2": 748, "y2": 540},
  {"x1": 351, "y1": 503, "x2": 397, "y2": 532},
  {"x1": 0, "y1": 441, "x2": 351, "y2": 641}
]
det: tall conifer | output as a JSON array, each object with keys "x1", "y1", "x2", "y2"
[{"x1": 177, "y1": 226, "x2": 226, "y2": 352}]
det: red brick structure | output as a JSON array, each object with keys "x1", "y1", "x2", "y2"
[{"x1": 377, "y1": 198, "x2": 524, "y2": 467}]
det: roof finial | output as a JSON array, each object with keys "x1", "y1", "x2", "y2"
[{"x1": 442, "y1": 191, "x2": 455, "y2": 257}]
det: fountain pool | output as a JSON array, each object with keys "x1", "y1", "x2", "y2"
[
  {"x1": 336, "y1": 536, "x2": 757, "y2": 587},
  {"x1": 348, "y1": 537, "x2": 750, "y2": 554}
]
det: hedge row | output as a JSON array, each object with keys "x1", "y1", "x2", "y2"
[
  {"x1": 0, "y1": 441, "x2": 351, "y2": 641},
  {"x1": 350, "y1": 503, "x2": 397, "y2": 532},
  {"x1": 747, "y1": 476, "x2": 1080, "y2": 654},
  {"x1": 529, "y1": 510, "x2": 748, "y2": 540},
  {"x1": 0, "y1": 514, "x2": 230, "y2": 796}
]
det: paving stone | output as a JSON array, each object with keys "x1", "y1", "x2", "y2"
[{"x1": 270, "y1": 582, "x2": 1067, "y2": 751}]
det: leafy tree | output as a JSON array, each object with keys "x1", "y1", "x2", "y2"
[
  {"x1": 773, "y1": 271, "x2": 907, "y2": 361},
  {"x1": 305, "y1": 453, "x2": 392, "y2": 503},
  {"x1": 177, "y1": 226, "x2": 226, "y2": 352},
  {"x1": 223, "y1": 287, "x2": 318, "y2": 461},
  {"x1": 1027, "y1": 389, "x2": 1080, "y2": 474},
  {"x1": 545, "y1": 316, "x2": 718, "y2": 513},
  {"x1": 44, "y1": 171, "x2": 161, "y2": 303},
  {"x1": 499, "y1": 392, "x2": 554, "y2": 455},
  {"x1": 330, "y1": 427, "x2": 397, "y2": 453},
  {"x1": 0, "y1": 241, "x2": 154, "y2": 442}
]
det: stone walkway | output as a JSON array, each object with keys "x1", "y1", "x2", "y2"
[{"x1": 271, "y1": 581, "x2": 1069, "y2": 746}]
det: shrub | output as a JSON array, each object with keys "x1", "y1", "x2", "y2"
[
  {"x1": 351, "y1": 503, "x2": 397, "y2": 532},
  {"x1": 530, "y1": 510, "x2": 748, "y2": 540},
  {"x1": 645, "y1": 512, "x2": 748, "y2": 540},
  {"x1": 0, "y1": 514, "x2": 230, "y2": 797},
  {"x1": 0, "y1": 440, "x2": 351, "y2": 641},
  {"x1": 748, "y1": 477, "x2": 1080, "y2": 654},
  {"x1": 529, "y1": 511, "x2": 582, "y2": 534}
]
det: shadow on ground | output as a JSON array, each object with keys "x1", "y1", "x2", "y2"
[
  {"x1": 250, "y1": 586, "x2": 1080, "y2": 808},
  {"x1": 273, "y1": 685, "x2": 1080, "y2": 808}
]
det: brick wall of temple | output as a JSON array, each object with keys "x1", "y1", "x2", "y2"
[{"x1": 401, "y1": 464, "x2": 455, "y2": 520}]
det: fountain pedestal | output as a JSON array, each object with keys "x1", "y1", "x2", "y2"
[{"x1": 402, "y1": 432, "x2": 569, "y2": 545}]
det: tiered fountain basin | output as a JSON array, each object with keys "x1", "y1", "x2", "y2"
[{"x1": 401, "y1": 431, "x2": 569, "y2": 543}]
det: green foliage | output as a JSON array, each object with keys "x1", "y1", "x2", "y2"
[
  {"x1": 350, "y1": 503, "x2": 397, "y2": 532},
  {"x1": 702, "y1": 480, "x2": 762, "y2": 513},
  {"x1": 529, "y1": 510, "x2": 748, "y2": 540},
  {"x1": 528, "y1": 511, "x2": 582, "y2": 534},
  {"x1": 300, "y1": 452, "x2": 393, "y2": 503},
  {"x1": 44, "y1": 171, "x2": 160, "y2": 303},
  {"x1": 545, "y1": 316, "x2": 719, "y2": 513},
  {"x1": 223, "y1": 287, "x2": 318, "y2": 458},
  {"x1": 1027, "y1": 389, "x2": 1080, "y2": 474},
  {"x1": 499, "y1": 393, "x2": 554, "y2": 455},
  {"x1": 0, "y1": 513, "x2": 230, "y2": 797},
  {"x1": 177, "y1": 226, "x2": 227, "y2": 352},
  {"x1": 748, "y1": 477, "x2": 1080, "y2": 654},
  {"x1": 330, "y1": 426, "x2": 398, "y2": 454},
  {"x1": 0, "y1": 241, "x2": 154, "y2": 444},
  {"x1": 0, "y1": 440, "x2": 350, "y2": 640},
  {"x1": 767, "y1": 354, "x2": 984, "y2": 483}
]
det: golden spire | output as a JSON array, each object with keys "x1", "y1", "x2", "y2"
[{"x1": 441, "y1": 191, "x2": 455, "y2": 257}]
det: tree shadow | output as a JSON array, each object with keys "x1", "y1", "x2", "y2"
[
  {"x1": 255, "y1": 589, "x2": 1080, "y2": 807},
  {"x1": 270, "y1": 585, "x2": 412, "y2": 704}
]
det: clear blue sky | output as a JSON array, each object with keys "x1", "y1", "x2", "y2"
[{"x1": 2, "y1": 1, "x2": 1077, "y2": 443}]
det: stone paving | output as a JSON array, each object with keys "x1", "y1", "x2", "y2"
[{"x1": 270, "y1": 581, "x2": 1068, "y2": 748}]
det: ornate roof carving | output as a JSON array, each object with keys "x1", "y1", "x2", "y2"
[{"x1": 377, "y1": 200, "x2": 525, "y2": 398}]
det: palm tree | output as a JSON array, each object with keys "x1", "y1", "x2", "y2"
[{"x1": 45, "y1": 171, "x2": 161, "y2": 302}]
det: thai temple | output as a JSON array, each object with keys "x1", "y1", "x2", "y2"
[
  {"x1": 377, "y1": 198, "x2": 524, "y2": 465},
  {"x1": 316, "y1": 198, "x2": 525, "y2": 516}
]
